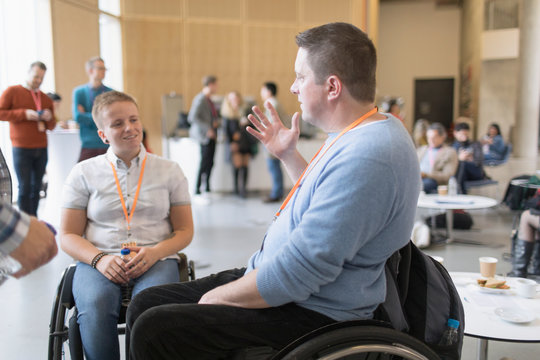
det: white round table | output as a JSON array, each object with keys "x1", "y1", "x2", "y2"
[
  {"x1": 417, "y1": 194, "x2": 498, "y2": 245},
  {"x1": 450, "y1": 272, "x2": 540, "y2": 360}
]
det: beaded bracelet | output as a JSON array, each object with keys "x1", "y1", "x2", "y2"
[{"x1": 91, "y1": 252, "x2": 106, "y2": 269}]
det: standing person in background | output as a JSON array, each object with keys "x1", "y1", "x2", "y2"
[
  {"x1": 221, "y1": 91, "x2": 248, "y2": 196},
  {"x1": 260, "y1": 82, "x2": 289, "y2": 203},
  {"x1": 480, "y1": 123, "x2": 506, "y2": 161},
  {"x1": 72, "y1": 56, "x2": 113, "y2": 162},
  {"x1": 452, "y1": 122, "x2": 485, "y2": 194},
  {"x1": 0, "y1": 61, "x2": 56, "y2": 215},
  {"x1": 417, "y1": 123, "x2": 458, "y2": 194},
  {"x1": 188, "y1": 75, "x2": 220, "y2": 196}
]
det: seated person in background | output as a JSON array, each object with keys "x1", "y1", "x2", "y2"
[
  {"x1": 412, "y1": 118, "x2": 430, "y2": 148},
  {"x1": 452, "y1": 122, "x2": 485, "y2": 194},
  {"x1": 126, "y1": 22, "x2": 421, "y2": 359},
  {"x1": 480, "y1": 123, "x2": 506, "y2": 161},
  {"x1": 510, "y1": 207, "x2": 540, "y2": 278},
  {"x1": 388, "y1": 99, "x2": 404, "y2": 123},
  {"x1": 59, "y1": 91, "x2": 194, "y2": 360},
  {"x1": 417, "y1": 122, "x2": 458, "y2": 193}
]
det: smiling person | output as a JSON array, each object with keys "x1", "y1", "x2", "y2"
[
  {"x1": 59, "y1": 91, "x2": 193, "y2": 360},
  {"x1": 127, "y1": 22, "x2": 420, "y2": 360}
]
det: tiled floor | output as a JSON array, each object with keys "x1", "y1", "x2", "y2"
[{"x1": 1, "y1": 158, "x2": 540, "y2": 359}]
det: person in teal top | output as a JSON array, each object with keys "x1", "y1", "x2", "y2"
[{"x1": 72, "y1": 56, "x2": 113, "y2": 162}]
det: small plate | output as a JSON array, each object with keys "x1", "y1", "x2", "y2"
[
  {"x1": 476, "y1": 284, "x2": 511, "y2": 294},
  {"x1": 495, "y1": 307, "x2": 535, "y2": 324}
]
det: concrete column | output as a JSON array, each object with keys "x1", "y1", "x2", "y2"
[{"x1": 513, "y1": 0, "x2": 540, "y2": 160}]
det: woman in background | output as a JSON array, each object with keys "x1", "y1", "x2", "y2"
[
  {"x1": 480, "y1": 123, "x2": 506, "y2": 161},
  {"x1": 220, "y1": 91, "x2": 257, "y2": 197},
  {"x1": 413, "y1": 118, "x2": 430, "y2": 148}
]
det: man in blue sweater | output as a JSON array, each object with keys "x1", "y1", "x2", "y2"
[
  {"x1": 127, "y1": 22, "x2": 421, "y2": 359},
  {"x1": 72, "y1": 57, "x2": 113, "y2": 162}
]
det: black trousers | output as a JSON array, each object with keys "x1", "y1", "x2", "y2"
[
  {"x1": 196, "y1": 139, "x2": 216, "y2": 193},
  {"x1": 126, "y1": 268, "x2": 335, "y2": 360}
]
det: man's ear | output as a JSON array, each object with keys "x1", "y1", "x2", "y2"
[
  {"x1": 97, "y1": 129, "x2": 108, "y2": 144},
  {"x1": 326, "y1": 75, "x2": 342, "y2": 101}
]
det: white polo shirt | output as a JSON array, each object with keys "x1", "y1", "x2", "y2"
[{"x1": 62, "y1": 145, "x2": 190, "y2": 255}]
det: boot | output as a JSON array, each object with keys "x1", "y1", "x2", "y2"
[
  {"x1": 240, "y1": 166, "x2": 248, "y2": 198},
  {"x1": 233, "y1": 168, "x2": 240, "y2": 194},
  {"x1": 529, "y1": 240, "x2": 540, "y2": 276},
  {"x1": 509, "y1": 239, "x2": 534, "y2": 278}
]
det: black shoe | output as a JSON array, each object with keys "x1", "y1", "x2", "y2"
[{"x1": 263, "y1": 196, "x2": 281, "y2": 203}]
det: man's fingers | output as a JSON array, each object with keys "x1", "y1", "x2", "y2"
[
  {"x1": 247, "y1": 114, "x2": 266, "y2": 134},
  {"x1": 266, "y1": 101, "x2": 284, "y2": 127},
  {"x1": 246, "y1": 123, "x2": 264, "y2": 141}
]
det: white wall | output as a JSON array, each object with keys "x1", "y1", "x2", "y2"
[{"x1": 378, "y1": 1, "x2": 461, "y2": 131}]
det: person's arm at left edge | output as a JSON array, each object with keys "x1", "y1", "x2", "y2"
[
  {"x1": 126, "y1": 204, "x2": 193, "y2": 278},
  {"x1": 198, "y1": 269, "x2": 270, "y2": 308}
]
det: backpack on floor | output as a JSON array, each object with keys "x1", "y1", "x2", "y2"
[
  {"x1": 375, "y1": 241, "x2": 465, "y2": 360},
  {"x1": 425, "y1": 210, "x2": 474, "y2": 230}
]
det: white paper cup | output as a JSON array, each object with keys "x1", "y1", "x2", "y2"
[
  {"x1": 479, "y1": 257, "x2": 498, "y2": 278},
  {"x1": 515, "y1": 278, "x2": 538, "y2": 298}
]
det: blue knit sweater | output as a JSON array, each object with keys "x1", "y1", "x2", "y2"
[
  {"x1": 246, "y1": 115, "x2": 421, "y2": 321},
  {"x1": 72, "y1": 83, "x2": 112, "y2": 149}
]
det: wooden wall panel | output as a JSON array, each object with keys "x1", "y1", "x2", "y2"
[
  {"x1": 246, "y1": 0, "x2": 297, "y2": 23},
  {"x1": 51, "y1": 0, "x2": 100, "y2": 122},
  {"x1": 186, "y1": 0, "x2": 242, "y2": 20},
  {"x1": 121, "y1": 0, "x2": 371, "y2": 154},
  {"x1": 123, "y1": 0, "x2": 182, "y2": 17},
  {"x1": 245, "y1": 25, "x2": 299, "y2": 114},
  {"x1": 123, "y1": 20, "x2": 183, "y2": 152},
  {"x1": 184, "y1": 23, "x2": 243, "y2": 108},
  {"x1": 303, "y1": 0, "x2": 351, "y2": 24}
]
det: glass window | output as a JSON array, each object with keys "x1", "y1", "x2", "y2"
[
  {"x1": 99, "y1": 13, "x2": 124, "y2": 91},
  {"x1": 99, "y1": 0, "x2": 121, "y2": 17}
]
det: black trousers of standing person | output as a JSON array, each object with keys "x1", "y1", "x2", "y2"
[
  {"x1": 126, "y1": 268, "x2": 335, "y2": 360},
  {"x1": 195, "y1": 139, "x2": 216, "y2": 194}
]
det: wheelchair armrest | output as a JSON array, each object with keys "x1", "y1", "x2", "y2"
[{"x1": 60, "y1": 264, "x2": 77, "y2": 309}]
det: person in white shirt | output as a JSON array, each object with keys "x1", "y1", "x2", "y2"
[{"x1": 59, "y1": 91, "x2": 193, "y2": 360}]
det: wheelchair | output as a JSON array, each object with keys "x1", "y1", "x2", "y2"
[{"x1": 47, "y1": 253, "x2": 195, "y2": 360}]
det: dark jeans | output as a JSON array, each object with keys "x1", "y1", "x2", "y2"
[
  {"x1": 12, "y1": 147, "x2": 48, "y2": 215},
  {"x1": 126, "y1": 268, "x2": 335, "y2": 360},
  {"x1": 196, "y1": 139, "x2": 216, "y2": 193},
  {"x1": 266, "y1": 157, "x2": 283, "y2": 199},
  {"x1": 422, "y1": 178, "x2": 438, "y2": 194},
  {"x1": 456, "y1": 161, "x2": 484, "y2": 194}
]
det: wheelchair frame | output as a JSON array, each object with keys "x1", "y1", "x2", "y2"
[{"x1": 47, "y1": 253, "x2": 195, "y2": 360}]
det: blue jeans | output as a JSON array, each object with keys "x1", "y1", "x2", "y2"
[
  {"x1": 12, "y1": 147, "x2": 48, "y2": 215},
  {"x1": 266, "y1": 157, "x2": 283, "y2": 199},
  {"x1": 422, "y1": 178, "x2": 438, "y2": 194},
  {"x1": 73, "y1": 259, "x2": 179, "y2": 360}
]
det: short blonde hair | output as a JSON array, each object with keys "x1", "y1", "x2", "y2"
[{"x1": 92, "y1": 91, "x2": 138, "y2": 129}]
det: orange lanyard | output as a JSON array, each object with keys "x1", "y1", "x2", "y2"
[
  {"x1": 30, "y1": 90, "x2": 42, "y2": 111},
  {"x1": 108, "y1": 154, "x2": 147, "y2": 231},
  {"x1": 275, "y1": 107, "x2": 378, "y2": 218}
]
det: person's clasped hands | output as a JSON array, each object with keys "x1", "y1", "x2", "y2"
[{"x1": 95, "y1": 245, "x2": 158, "y2": 284}]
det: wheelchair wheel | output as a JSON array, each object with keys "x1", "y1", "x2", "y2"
[
  {"x1": 275, "y1": 325, "x2": 440, "y2": 360},
  {"x1": 48, "y1": 268, "x2": 71, "y2": 360}
]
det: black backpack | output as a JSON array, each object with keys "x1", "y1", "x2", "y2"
[{"x1": 375, "y1": 241, "x2": 465, "y2": 360}]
